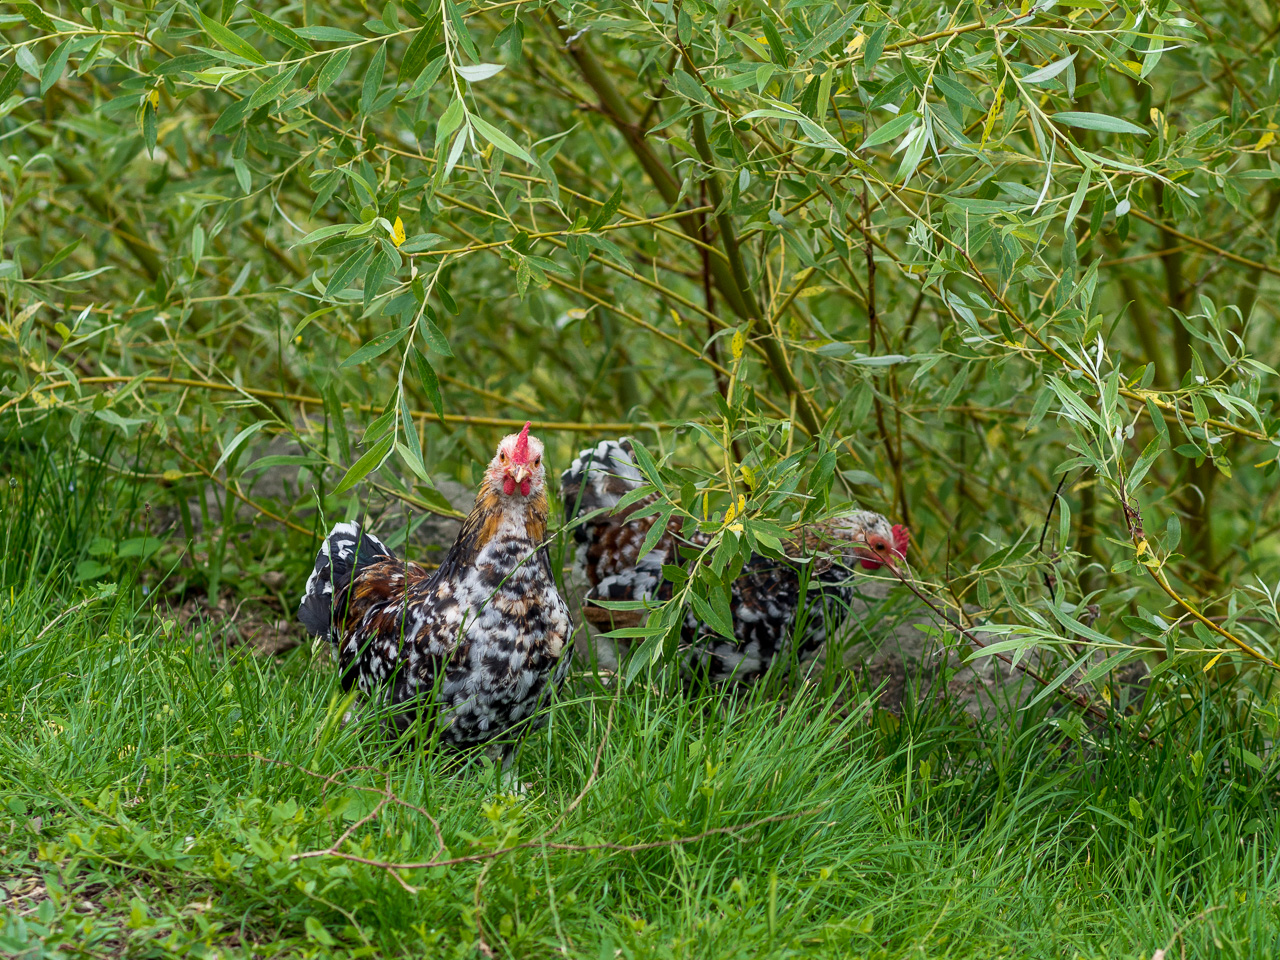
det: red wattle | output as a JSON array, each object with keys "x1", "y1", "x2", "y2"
[
  {"x1": 503, "y1": 476, "x2": 516, "y2": 495},
  {"x1": 520, "y1": 479, "x2": 531, "y2": 496}
]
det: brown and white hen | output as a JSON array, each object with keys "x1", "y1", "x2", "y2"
[{"x1": 562, "y1": 439, "x2": 908, "y2": 684}]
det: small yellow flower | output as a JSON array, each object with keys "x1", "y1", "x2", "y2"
[{"x1": 392, "y1": 216, "x2": 406, "y2": 248}]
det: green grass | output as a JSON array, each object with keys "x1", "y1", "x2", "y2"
[{"x1": 3, "y1": 441, "x2": 1280, "y2": 959}]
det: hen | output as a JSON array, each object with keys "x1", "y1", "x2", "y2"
[
  {"x1": 298, "y1": 423, "x2": 573, "y2": 767},
  {"x1": 562, "y1": 439, "x2": 908, "y2": 684}
]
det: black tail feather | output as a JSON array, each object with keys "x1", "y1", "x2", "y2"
[
  {"x1": 560, "y1": 439, "x2": 644, "y2": 534},
  {"x1": 297, "y1": 522, "x2": 394, "y2": 638}
]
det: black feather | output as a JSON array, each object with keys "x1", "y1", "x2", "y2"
[{"x1": 297, "y1": 522, "x2": 394, "y2": 638}]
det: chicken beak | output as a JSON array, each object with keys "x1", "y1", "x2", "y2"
[{"x1": 511, "y1": 464, "x2": 531, "y2": 485}]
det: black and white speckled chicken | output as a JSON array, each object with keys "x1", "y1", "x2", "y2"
[
  {"x1": 561, "y1": 439, "x2": 909, "y2": 684},
  {"x1": 298, "y1": 423, "x2": 573, "y2": 767}
]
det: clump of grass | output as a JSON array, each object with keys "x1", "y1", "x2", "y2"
[{"x1": 2, "y1": 441, "x2": 1279, "y2": 959}]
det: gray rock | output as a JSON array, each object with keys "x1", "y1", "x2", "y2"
[{"x1": 571, "y1": 575, "x2": 1147, "y2": 724}]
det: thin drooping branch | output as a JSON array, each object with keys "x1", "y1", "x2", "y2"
[
  {"x1": 546, "y1": 10, "x2": 821, "y2": 436},
  {"x1": 860, "y1": 181, "x2": 909, "y2": 526},
  {"x1": 882, "y1": 565, "x2": 1146, "y2": 739}
]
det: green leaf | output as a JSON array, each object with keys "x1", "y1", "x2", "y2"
[
  {"x1": 210, "y1": 96, "x2": 254, "y2": 135},
  {"x1": 795, "y1": 9, "x2": 859, "y2": 62},
  {"x1": 39, "y1": 38, "x2": 72, "y2": 95},
  {"x1": 248, "y1": 9, "x2": 313, "y2": 52},
  {"x1": 400, "y1": 233, "x2": 446, "y2": 253},
  {"x1": 213, "y1": 419, "x2": 270, "y2": 474},
  {"x1": 405, "y1": 53, "x2": 446, "y2": 99},
  {"x1": 316, "y1": 47, "x2": 352, "y2": 94},
  {"x1": 292, "y1": 304, "x2": 336, "y2": 339},
  {"x1": 470, "y1": 114, "x2": 533, "y2": 163},
  {"x1": 1026, "y1": 385, "x2": 1054, "y2": 431},
  {"x1": 760, "y1": 17, "x2": 788, "y2": 66},
  {"x1": 1066, "y1": 165, "x2": 1092, "y2": 223},
  {"x1": 324, "y1": 385, "x2": 351, "y2": 463},
  {"x1": 339, "y1": 324, "x2": 411, "y2": 368},
  {"x1": 399, "y1": 389, "x2": 424, "y2": 473},
  {"x1": 436, "y1": 97, "x2": 465, "y2": 145},
  {"x1": 1021, "y1": 52, "x2": 1076, "y2": 85},
  {"x1": 398, "y1": 18, "x2": 440, "y2": 82},
  {"x1": 861, "y1": 112, "x2": 918, "y2": 149},
  {"x1": 75, "y1": 560, "x2": 112, "y2": 581},
  {"x1": 305, "y1": 915, "x2": 338, "y2": 947},
  {"x1": 233, "y1": 157, "x2": 252, "y2": 195},
  {"x1": 417, "y1": 312, "x2": 453, "y2": 356},
  {"x1": 1122, "y1": 615, "x2": 1166, "y2": 640},
  {"x1": 199, "y1": 12, "x2": 267, "y2": 65},
  {"x1": 627, "y1": 440, "x2": 666, "y2": 494},
  {"x1": 245, "y1": 454, "x2": 323, "y2": 472},
  {"x1": 413, "y1": 347, "x2": 444, "y2": 419},
  {"x1": 325, "y1": 243, "x2": 375, "y2": 298},
  {"x1": 363, "y1": 249, "x2": 392, "y2": 311},
  {"x1": 247, "y1": 63, "x2": 300, "y2": 111},
  {"x1": 932, "y1": 75, "x2": 983, "y2": 112},
  {"x1": 690, "y1": 590, "x2": 735, "y2": 640},
  {"x1": 332, "y1": 433, "x2": 394, "y2": 496},
  {"x1": 360, "y1": 42, "x2": 386, "y2": 116},
  {"x1": 1053, "y1": 112, "x2": 1148, "y2": 136},
  {"x1": 0, "y1": 64, "x2": 22, "y2": 102},
  {"x1": 142, "y1": 101, "x2": 157, "y2": 156},
  {"x1": 671, "y1": 69, "x2": 712, "y2": 106},
  {"x1": 14, "y1": 2, "x2": 56, "y2": 31},
  {"x1": 588, "y1": 183, "x2": 625, "y2": 231},
  {"x1": 295, "y1": 25, "x2": 365, "y2": 42},
  {"x1": 31, "y1": 237, "x2": 81, "y2": 279},
  {"x1": 291, "y1": 223, "x2": 353, "y2": 247}
]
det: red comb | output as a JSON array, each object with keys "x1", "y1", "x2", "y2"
[
  {"x1": 891, "y1": 524, "x2": 910, "y2": 559},
  {"x1": 511, "y1": 421, "x2": 531, "y2": 464}
]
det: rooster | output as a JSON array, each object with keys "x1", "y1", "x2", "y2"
[
  {"x1": 298, "y1": 423, "x2": 573, "y2": 767},
  {"x1": 562, "y1": 439, "x2": 908, "y2": 684}
]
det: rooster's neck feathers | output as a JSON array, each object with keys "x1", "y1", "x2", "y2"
[{"x1": 438, "y1": 478, "x2": 550, "y2": 580}]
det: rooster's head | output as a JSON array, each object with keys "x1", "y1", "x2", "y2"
[
  {"x1": 489, "y1": 422, "x2": 546, "y2": 498},
  {"x1": 831, "y1": 511, "x2": 909, "y2": 572}
]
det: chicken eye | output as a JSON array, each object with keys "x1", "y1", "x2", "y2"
[
  {"x1": 500, "y1": 452, "x2": 507, "y2": 462},
  {"x1": 534, "y1": 456, "x2": 541, "y2": 466}
]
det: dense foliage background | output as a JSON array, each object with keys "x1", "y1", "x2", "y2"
[{"x1": 4, "y1": 0, "x2": 1280, "y2": 954}]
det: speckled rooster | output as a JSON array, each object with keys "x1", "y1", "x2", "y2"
[
  {"x1": 562, "y1": 439, "x2": 908, "y2": 684},
  {"x1": 298, "y1": 423, "x2": 573, "y2": 767}
]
